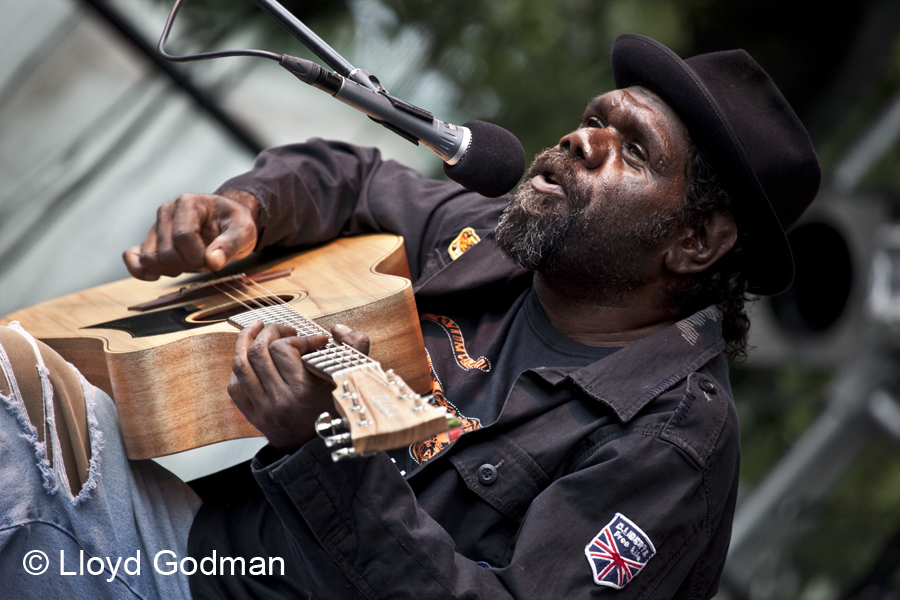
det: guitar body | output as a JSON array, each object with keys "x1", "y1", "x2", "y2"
[{"x1": 1, "y1": 234, "x2": 430, "y2": 459}]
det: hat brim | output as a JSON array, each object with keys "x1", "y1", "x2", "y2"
[{"x1": 611, "y1": 34, "x2": 793, "y2": 295}]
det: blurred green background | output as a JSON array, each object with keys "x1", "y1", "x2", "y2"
[{"x1": 158, "y1": 0, "x2": 900, "y2": 177}]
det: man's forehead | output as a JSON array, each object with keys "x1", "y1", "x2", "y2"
[{"x1": 586, "y1": 86, "x2": 687, "y2": 131}]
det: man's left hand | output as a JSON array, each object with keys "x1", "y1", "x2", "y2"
[{"x1": 228, "y1": 322, "x2": 370, "y2": 453}]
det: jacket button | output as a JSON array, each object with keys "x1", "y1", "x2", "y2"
[
  {"x1": 477, "y1": 463, "x2": 498, "y2": 485},
  {"x1": 699, "y1": 380, "x2": 717, "y2": 394}
]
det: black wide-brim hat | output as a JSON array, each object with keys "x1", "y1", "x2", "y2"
[{"x1": 611, "y1": 34, "x2": 821, "y2": 295}]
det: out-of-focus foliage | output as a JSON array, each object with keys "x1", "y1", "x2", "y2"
[
  {"x1": 158, "y1": 0, "x2": 349, "y2": 40},
  {"x1": 731, "y1": 365, "x2": 832, "y2": 487},
  {"x1": 854, "y1": 36, "x2": 900, "y2": 204},
  {"x1": 731, "y1": 365, "x2": 900, "y2": 597},
  {"x1": 796, "y1": 439, "x2": 900, "y2": 594},
  {"x1": 153, "y1": 0, "x2": 874, "y2": 163}
]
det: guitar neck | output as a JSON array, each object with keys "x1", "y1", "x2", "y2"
[
  {"x1": 227, "y1": 303, "x2": 380, "y2": 380},
  {"x1": 228, "y1": 302, "x2": 329, "y2": 337}
]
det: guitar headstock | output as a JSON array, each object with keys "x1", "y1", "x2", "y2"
[
  {"x1": 230, "y1": 302, "x2": 454, "y2": 461},
  {"x1": 304, "y1": 349, "x2": 461, "y2": 461}
]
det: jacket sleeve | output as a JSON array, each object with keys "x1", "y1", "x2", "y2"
[
  {"x1": 215, "y1": 139, "x2": 507, "y2": 281},
  {"x1": 250, "y1": 405, "x2": 740, "y2": 600}
]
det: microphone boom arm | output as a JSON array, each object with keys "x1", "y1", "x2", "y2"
[
  {"x1": 280, "y1": 56, "x2": 470, "y2": 164},
  {"x1": 249, "y1": 0, "x2": 380, "y2": 92},
  {"x1": 156, "y1": 0, "x2": 525, "y2": 196}
]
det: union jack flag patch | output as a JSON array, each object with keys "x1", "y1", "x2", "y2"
[{"x1": 584, "y1": 513, "x2": 656, "y2": 589}]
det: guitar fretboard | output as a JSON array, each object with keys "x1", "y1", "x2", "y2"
[
  {"x1": 227, "y1": 304, "x2": 379, "y2": 379},
  {"x1": 228, "y1": 303, "x2": 324, "y2": 336}
]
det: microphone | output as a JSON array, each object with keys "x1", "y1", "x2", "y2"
[{"x1": 280, "y1": 56, "x2": 525, "y2": 198}]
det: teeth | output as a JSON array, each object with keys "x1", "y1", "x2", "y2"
[{"x1": 545, "y1": 173, "x2": 559, "y2": 185}]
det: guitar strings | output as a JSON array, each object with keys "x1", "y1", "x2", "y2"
[
  {"x1": 190, "y1": 276, "x2": 265, "y2": 315},
  {"x1": 173, "y1": 273, "x2": 423, "y2": 436},
  {"x1": 208, "y1": 277, "x2": 358, "y2": 374},
  {"x1": 238, "y1": 279, "x2": 393, "y2": 388},
  {"x1": 205, "y1": 273, "x2": 394, "y2": 388},
  {"x1": 212, "y1": 277, "x2": 275, "y2": 311}
]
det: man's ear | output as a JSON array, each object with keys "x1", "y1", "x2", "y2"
[{"x1": 664, "y1": 211, "x2": 738, "y2": 275}]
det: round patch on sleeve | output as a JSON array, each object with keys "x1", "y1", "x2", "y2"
[{"x1": 584, "y1": 513, "x2": 656, "y2": 588}]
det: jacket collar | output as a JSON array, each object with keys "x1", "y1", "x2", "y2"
[{"x1": 567, "y1": 305, "x2": 725, "y2": 422}]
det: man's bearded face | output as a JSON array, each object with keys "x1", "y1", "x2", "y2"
[
  {"x1": 495, "y1": 146, "x2": 686, "y2": 294},
  {"x1": 495, "y1": 86, "x2": 692, "y2": 298}
]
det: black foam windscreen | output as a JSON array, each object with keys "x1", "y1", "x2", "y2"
[{"x1": 443, "y1": 120, "x2": 525, "y2": 198}]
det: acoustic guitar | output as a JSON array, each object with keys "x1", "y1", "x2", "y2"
[{"x1": 1, "y1": 234, "x2": 455, "y2": 460}]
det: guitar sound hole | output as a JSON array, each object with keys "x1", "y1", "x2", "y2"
[{"x1": 185, "y1": 293, "x2": 305, "y2": 324}]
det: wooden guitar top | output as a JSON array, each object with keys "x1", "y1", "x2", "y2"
[{"x1": 1, "y1": 234, "x2": 430, "y2": 459}]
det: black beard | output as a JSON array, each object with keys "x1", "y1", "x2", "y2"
[{"x1": 495, "y1": 148, "x2": 686, "y2": 300}]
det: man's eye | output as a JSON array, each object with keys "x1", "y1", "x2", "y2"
[
  {"x1": 584, "y1": 116, "x2": 605, "y2": 128},
  {"x1": 627, "y1": 142, "x2": 648, "y2": 161}
]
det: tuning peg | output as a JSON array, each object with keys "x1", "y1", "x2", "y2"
[
  {"x1": 336, "y1": 380, "x2": 366, "y2": 413},
  {"x1": 323, "y1": 432, "x2": 353, "y2": 448},
  {"x1": 315, "y1": 412, "x2": 348, "y2": 438},
  {"x1": 330, "y1": 447, "x2": 377, "y2": 462},
  {"x1": 330, "y1": 447, "x2": 357, "y2": 461}
]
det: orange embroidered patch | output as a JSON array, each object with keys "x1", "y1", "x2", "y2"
[
  {"x1": 420, "y1": 313, "x2": 491, "y2": 372},
  {"x1": 448, "y1": 227, "x2": 481, "y2": 260},
  {"x1": 409, "y1": 349, "x2": 481, "y2": 464}
]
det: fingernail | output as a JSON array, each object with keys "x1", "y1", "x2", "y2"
[
  {"x1": 209, "y1": 248, "x2": 226, "y2": 269},
  {"x1": 332, "y1": 323, "x2": 351, "y2": 334}
]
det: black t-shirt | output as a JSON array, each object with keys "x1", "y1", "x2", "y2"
[{"x1": 391, "y1": 288, "x2": 618, "y2": 476}]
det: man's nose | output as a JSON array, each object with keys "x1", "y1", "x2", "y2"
[{"x1": 558, "y1": 128, "x2": 613, "y2": 170}]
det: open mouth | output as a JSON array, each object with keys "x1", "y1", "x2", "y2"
[{"x1": 530, "y1": 170, "x2": 567, "y2": 198}]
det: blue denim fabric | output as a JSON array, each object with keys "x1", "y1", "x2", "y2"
[{"x1": 0, "y1": 323, "x2": 201, "y2": 599}]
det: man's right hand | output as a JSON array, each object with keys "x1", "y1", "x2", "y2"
[{"x1": 123, "y1": 190, "x2": 260, "y2": 281}]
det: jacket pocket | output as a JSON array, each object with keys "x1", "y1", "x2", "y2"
[{"x1": 448, "y1": 434, "x2": 550, "y2": 522}]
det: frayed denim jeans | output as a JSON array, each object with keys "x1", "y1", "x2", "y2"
[{"x1": 0, "y1": 323, "x2": 201, "y2": 598}]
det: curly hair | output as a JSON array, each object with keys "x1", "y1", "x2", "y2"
[{"x1": 674, "y1": 148, "x2": 753, "y2": 361}]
